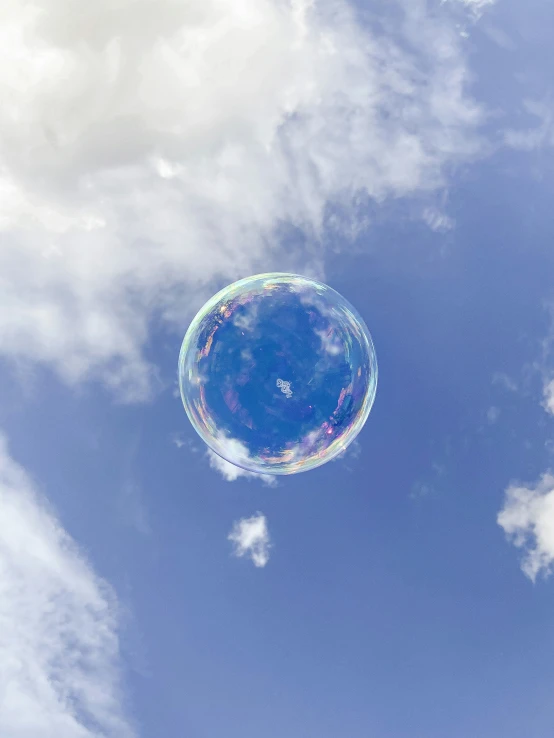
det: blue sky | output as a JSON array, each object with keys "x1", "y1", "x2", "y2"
[{"x1": 1, "y1": 1, "x2": 554, "y2": 737}]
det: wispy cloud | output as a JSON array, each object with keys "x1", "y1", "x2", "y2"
[
  {"x1": 535, "y1": 305, "x2": 554, "y2": 416},
  {"x1": 422, "y1": 206, "x2": 455, "y2": 233},
  {"x1": 228, "y1": 513, "x2": 272, "y2": 568},
  {"x1": 411, "y1": 461, "x2": 446, "y2": 501},
  {"x1": 505, "y1": 100, "x2": 554, "y2": 152},
  {"x1": 498, "y1": 473, "x2": 554, "y2": 582},
  {"x1": 0, "y1": 0, "x2": 485, "y2": 400},
  {"x1": 171, "y1": 434, "x2": 199, "y2": 452},
  {"x1": 0, "y1": 433, "x2": 135, "y2": 737},
  {"x1": 492, "y1": 372, "x2": 518, "y2": 393},
  {"x1": 118, "y1": 480, "x2": 151, "y2": 536},
  {"x1": 445, "y1": 0, "x2": 496, "y2": 20}
]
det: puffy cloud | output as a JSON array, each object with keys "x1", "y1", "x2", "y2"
[
  {"x1": 173, "y1": 429, "x2": 276, "y2": 483},
  {"x1": 498, "y1": 473, "x2": 554, "y2": 582},
  {"x1": 207, "y1": 448, "x2": 277, "y2": 487},
  {"x1": 0, "y1": 433, "x2": 134, "y2": 737},
  {"x1": 0, "y1": 0, "x2": 485, "y2": 400},
  {"x1": 228, "y1": 513, "x2": 272, "y2": 567}
]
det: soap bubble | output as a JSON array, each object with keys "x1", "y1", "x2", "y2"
[{"x1": 179, "y1": 273, "x2": 377, "y2": 475}]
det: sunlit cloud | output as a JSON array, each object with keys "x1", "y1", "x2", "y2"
[
  {"x1": 0, "y1": 0, "x2": 485, "y2": 400},
  {"x1": 228, "y1": 512, "x2": 272, "y2": 568},
  {"x1": 498, "y1": 473, "x2": 554, "y2": 582},
  {"x1": 207, "y1": 448, "x2": 277, "y2": 487}
]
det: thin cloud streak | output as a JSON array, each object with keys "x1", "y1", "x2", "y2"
[{"x1": 0, "y1": 433, "x2": 135, "y2": 738}]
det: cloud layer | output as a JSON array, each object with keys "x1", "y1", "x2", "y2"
[
  {"x1": 228, "y1": 513, "x2": 272, "y2": 567},
  {"x1": 0, "y1": 433, "x2": 134, "y2": 738},
  {"x1": 498, "y1": 473, "x2": 554, "y2": 582},
  {"x1": 0, "y1": 0, "x2": 485, "y2": 400}
]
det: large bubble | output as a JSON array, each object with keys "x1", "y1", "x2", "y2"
[{"x1": 179, "y1": 273, "x2": 377, "y2": 475}]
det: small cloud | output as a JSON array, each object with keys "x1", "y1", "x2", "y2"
[
  {"x1": 422, "y1": 207, "x2": 455, "y2": 233},
  {"x1": 205, "y1": 432, "x2": 277, "y2": 485},
  {"x1": 492, "y1": 372, "x2": 518, "y2": 393},
  {"x1": 533, "y1": 305, "x2": 554, "y2": 416},
  {"x1": 542, "y1": 378, "x2": 554, "y2": 416},
  {"x1": 171, "y1": 433, "x2": 199, "y2": 452},
  {"x1": 207, "y1": 449, "x2": 276, "y2": 486},
  {"x1": 228, "y1": 513, "x2": 271, "y2": 568},
  {"x1": 487, "y1": 406, "x2": 500, "y2": 424},
  {"x1": 410, "y1": 460, "x2": 446, "y2": 500},
  {"x1": 336, "y1": 438, "x2": 362, "y2": 461},
  {"x1": 410, "y1": 482, "x2": 435, "y2": 500},
  {"x1": 498, "y1": 473, "x2": 554, "y2": 582},
  {"x1": 333, "y1": 438, "x2": 362, "y2": 473}
]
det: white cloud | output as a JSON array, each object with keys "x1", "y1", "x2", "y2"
[
  {"x1": 207, "y1": 449, "x2": 277, "y2": 487},
  {"x1": 174, "y1": 430, "x2": 275, "y2": 481},
  {"x1": 171, "y1": 433, "x2": 199, "y2": 451},
  {"x1": 535, "y1": 307, "x2": 554, "y2": 416},
  {"x1": 0, "y1": 0, "x2": 485, "y2": 400},
  {"x1": 498, "y1": 473, "x2": 554, "y2": 582},
  {"x1": 228, "y1": 513, "x2": 272, "y2": 568},
  {"x1": 0, "y1": 433, "x2": 134, "y2": 737},
  {"x1": 543, "y1": 378, "x2": 554, "y2": 416}
]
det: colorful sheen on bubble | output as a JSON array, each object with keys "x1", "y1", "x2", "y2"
[{"x1": 178, "y1": 273, "x2": 377, "y2": 475}]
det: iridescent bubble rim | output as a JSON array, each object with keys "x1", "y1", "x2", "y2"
[{"x1": 179, "y1": 273, "x2": 378, "y2": 475}]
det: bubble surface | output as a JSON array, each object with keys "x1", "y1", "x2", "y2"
[{"x1": 179, "y1": 273, "x2": 377, "y2": 475}]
